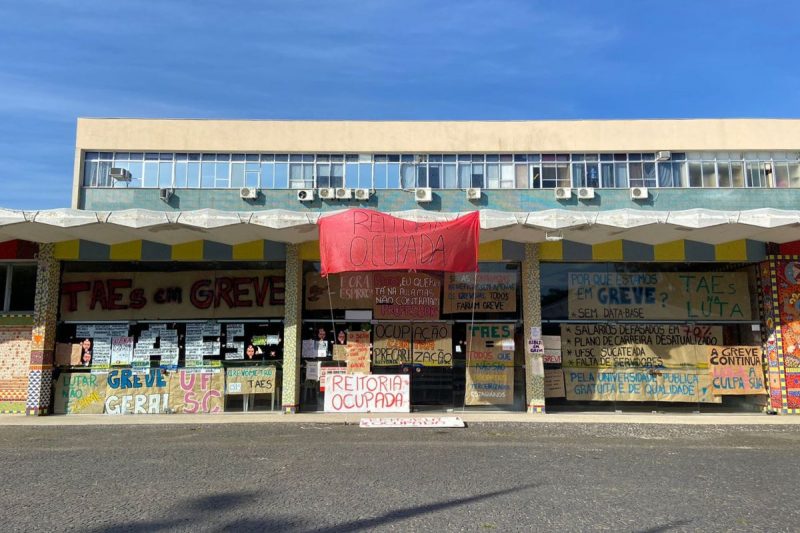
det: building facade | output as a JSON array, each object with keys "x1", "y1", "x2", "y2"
[{"x1": 2, "y1": 118, "x2": 800, "y2": 415}]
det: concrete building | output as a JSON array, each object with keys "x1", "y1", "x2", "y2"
[{"x1": 2, "y1": 118, "x2": 800, "y2": 415}]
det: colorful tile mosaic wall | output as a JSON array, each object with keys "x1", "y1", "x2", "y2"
[{"x1": 26, "y1": 244, "x2": 60, "y2": 416}]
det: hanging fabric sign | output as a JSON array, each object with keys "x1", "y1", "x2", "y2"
[{"x1": 318, "y1": 209, "x2": 480, "y2": 275}]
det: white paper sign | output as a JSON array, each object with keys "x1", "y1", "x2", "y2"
[{"x1": 324, "y1": 374, "x2": 410, "y2": 413}]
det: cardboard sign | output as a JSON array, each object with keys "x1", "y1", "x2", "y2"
[
  {"x1": 560, "y1": 324, "x2": 723, "y2": 369},
  {"x1": 104, "y1": 369, "x2": 171, "y2": 415},
  {"x1": 304, "y1": 272, "x2": 374, "y2": 311},
  {"x1": 169, "y1": 370, "x2": 224, "y2": 414},
  {"x1": 323, "y1": 374, "x2": 410, "y2": 412},
  {"x1": 465, "y1": 324, "x2": 515, "y2": 405},
  {"x1": 373, "y1": 323, "x2": 412, "y2": 366},
  {"x1": 465, "y1": 365, "x2": 515, "y2": 406},
  {"x1": 567, "y1": 271, "x2": 751, "y2": 321},
  {"x1": 443, "y1": 272, "x2": 517, "y2": 314},
  {"x1": 346, "y1": 331, "x2": 371, "y2": 374},
  {"x1": 53, "y1": 373, "x2": 107, "y2": 414},
  {"x1": 373, "y1": 272, "x2": 441, "y2": 320},
  {"x1": 332, "y1": 344, "x2": 348, "y2": 361},
  {"x1": 61, "y1": 270, "x2": 285, "y2": 321},
  {"x1": 339, "y1": 272, "x2": 374, "y2": 301},
  {"x1": 318, "y1": 209, "x2": 479, "y2": 275},
  {"x1": 226, "y1": 366, "x2": 276, "y2": 395},
  {"x1": 563, "y1": 368, "x2": 720, "y2": 403},
  {"x1": 542, "y1": 335, "x2": 562, "y2": 364},
  {"x1": 706, "y1": 346, "x2": 767, "y2": 395},
  {"x1": 544, "y1": 369, "x2": 566, "y2": 398},
  {"x1": 55, "y1": 343, "x2": 83, "y2": 367},
  {"x1": 412, "y1": 324, "x2": 453, "y2": 367}
]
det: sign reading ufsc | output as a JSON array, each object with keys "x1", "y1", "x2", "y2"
[{"x1": 60, "y1": 271, "x2": 285, "y2": 320}]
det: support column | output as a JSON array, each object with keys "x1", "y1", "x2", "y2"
[
  {"x1": 26, "y1": 244, "x2": 60, "y2": 416},
  {"x1": 281, "y1": 244, "x2": 302, "y2": 413},
  {"x1": 522, "y1": 243, "x2": 545, "y2": 413}
]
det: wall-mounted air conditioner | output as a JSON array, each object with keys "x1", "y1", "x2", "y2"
[
  {"x1": 577, "y1": 187, "x2": 595, "y2": 200},
  {"x1": 297, "y1": 189, "x2": 314, "y2": 202},
  {"x1": 335, "y1": 187, "x2": 352, "y2": 200},
  {"x1": 630, "y1": 187, "x2": 649, "y2": 200},
  {"x1": 655, "y1": 151, "x2": 671, "y2": 161},
  {"x1": 239, "y1": 187, "x2": 257, "y2": 199},
  {"x1": 415, "y1": 187, "x2": 432, "y2": 203},
  {"x1": 318, "y1": 188, "x2": 335, "y2": 200},
  {"x1": 554, "y1": 187, "x2": 571, "y2": 200},
  {"x1": 109, "y1": 168, "x2": 132, "y2": 182},
  {"x1": 159, "y1": 188, "x2": 173, "y2": 202},
  {"x1": 354, "y1": 188, "x2": 371, "y2": 200},
  {"x1": 466, "y1": 187, "x2": 481, "y2": 200}
]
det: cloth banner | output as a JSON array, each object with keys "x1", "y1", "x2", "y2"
[{"x1": 318, "y1": 209, "x2": 479, "y2": 275}]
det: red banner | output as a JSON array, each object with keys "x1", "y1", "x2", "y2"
[{"x1": 318, "y1": 209, "x2": 479, "y2": 275}]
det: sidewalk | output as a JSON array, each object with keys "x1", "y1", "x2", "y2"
[{"x1": 1, "y1": 411, "x2": 799, "y2": 426}]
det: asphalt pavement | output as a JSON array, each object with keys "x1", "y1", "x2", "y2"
[{"x1": 1, "y1": 422, "x2": 798, "y2": 532}]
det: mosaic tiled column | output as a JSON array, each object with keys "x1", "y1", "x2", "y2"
[
  {"x1": 522, "y1": 243, "x2": 545, "y2": 413},
  {"x1": 281, "y1": 244, "x2": 302, "y2": 413},
  {"x1": 26, "y1": 244, "x2": 60, "y2": 416}
]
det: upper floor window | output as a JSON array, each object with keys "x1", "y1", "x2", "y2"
[{"x1": 0, "y1": 264, "x2": 36, "y2": 313}]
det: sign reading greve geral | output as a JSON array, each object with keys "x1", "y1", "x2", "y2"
[
  {"x1": 318, "y1": 209, "x2": 480, "y2": 275},
  {"x1": 60, "y1": 271, "x2": 285, "y2": 321},
  {"x1": 567, "y1": 272, "x2": 751, "y2": 321}
]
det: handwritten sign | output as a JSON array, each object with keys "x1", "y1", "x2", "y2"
[
  {"x1": 169, "y1": 370, "x2": 224, "y2": 414},
  {"x1": 226, "y1": 366, "x2": 276, "y2": 395},
  {"x1": 465, "y1": 324, "x2": 515, "y2": 405},
  {"x1": 561, "y1": 324, "x2": 722, "y2": 369},
  {"x1": 110, "y1": 336, "x2": 134, "y2": 366},
  {"x1": 346, "y1": 331, "x2": 371, "y2": 374},
  {"x1": 324, "y1": 374, "x2": 411, "y2": 412},
  {"x1": 105, "y1": 369, "x2": 170, "y2": 414},
  {"x1": 318, "y1": 208, "x2": 480, "y2": 275},
  {"x1": 412, "y1": 324, "x2": 453, "y2": 367},
  {"x1": 373, "y1": 323, "x2": 412, "y2": 366},
  {"x1": 53, "y1": 373, "x2": 107, "y2": 414},
  {"x1": 563, "y1": 368, "x2": 719, "y2": 403},
  {"x1": 542, "y1": 335, "x2": 562, "y2": 364},
  {"x1": 61, "y1": 270, "x2": 285, "y2": 321},
  {"x1": 319, "y1": 365, "x2": 347, "y2": 391},
  {"x1": 567, "y1": 272, "x2": 751, "y2": 321},
  {"x1": 339, "y1": 272, "x2": 374, "y2": 301},
  {"x1": 544, "y1": 369, "x2": 566, "y2": 398},
  {"x1": 706, "y1": 346, "x2": 766, "y2": 395},
  {"x1": 373, "y1": 272, "x2": 441, "y2": 320},
  {"x1": 305, "y1": 272, "x2": 374, "y2": 311},
  {"x1": 443, "y1": 272, "x2": 517, "y2": 314}
]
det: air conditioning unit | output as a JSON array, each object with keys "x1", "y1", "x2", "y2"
[
  {"x1": 554, "y1": 187, "x2": 572, "y2": 200},
  {"x1": 630, "y1": 187, "x2": 649, "y2": 200},
  {"x1": 655, "y1": 151, "x2": 671, "y2": 161},
  {"x1": 297, "y1": 189, "x2": 314, "y2": 202},
  {"x1": 335, "y1": 187, "x2": 353, "y2": 200},
  {"x1": 577, "y1": 187, "x2": 595, "y2": 200},
  {"x1": 466, "y1": 187, "x2": 481, "y2": 200},
  {"x1": 109, "y1": 167, "x2": 132, "y2": 182},
  {"x1": 159, "y1": 188, "x2": 173, "y2": 202},
  {"x1": 239, "y1": 187, "x2": 257, "y2": 199},
  {"x1": 415, "y1": 187, "x2": 432, "y2": 203},
  {"x1": 318, "y1": 188, "x2": 335, "y2": 200},
  {"x1": 354, "y1": 188, "x2": 371, "y2": 200}
]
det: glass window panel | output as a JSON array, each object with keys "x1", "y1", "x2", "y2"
[
  {"x1": 499, "y1": 164, "x2": 514, "y2": 188},
  {"x1": 643, "y1": 162, "x2": 656, "y2": 187},
  {"x1": 358, "y1": 163, "x2": 372, "y2": 188},
  {"x1": 216, "y1": 154, "x2": 229, "y2": 162},
  {"x1": 97, "y1": 161, "x2": 113, "y2": 187},
  {"x1": 499, "y1": 154, "x2": 513, "y2": 162},
  {"x1": 85, "y1": 152, "x2": 99, "y2": 161},
  {"x1": 345, "y1": 163, "x2": 359, "y2": 188},
  {"x1": 275, "y1": 154, "x2": 289, "y2": 162},
  {"x1": 331, "y1": 155, "x2": 344, "y2": 163},
  {"x1": 174, "y1": 162, "x2": 188, "y2": 188},
  {"x1": 514, "y1": 154, "x2": 527, "y2": 162},
  {"x1": 614, "y1": 163, "x2": 628, "y2": 187},
  {"x1": 303, "y1": 155, "x2": 315, "y2": 162},
  {"x1": 0, "y1": 266, "x2": 6, "y2": 310},
  {"x1": 774, "y1": 164, "x2": 790, "y2": 188},
  {"x1": 159, "y1": 153, "x2": 173, "y2": 161},
  {"x1": 245, "y1": 171, "x2": 259, "y2": 188},
  {"x1": 83, "y1": 162, "x2": 96, "y2": 186},
  {"x1": 274, "y1": 163, "x2": 288, "y2": 188},
  {"x1": 600, "y1": 154, "x2": 613, "y2": 162},
  {"x1": 145, "y1": 152, "x2": 159, "y2": 161},
  {"x1": 429, "y1": 155, "x2": 442, "y2": 163},
  {"x1": 201, "y1": 162, "x2": 215, "y2": 188},
  {"x1": 530, "y1": 165, "x2": 541, "y2": 188},
  {"x1": 231, "y1": 154, "x2": 245, "y2": 162},
  {"x1": 186, "y1": 162, "x2": 200, "y2": 187},
  {"x1": 175, "y1": 153, "x2": 187, "y2": 162},
  {"x1": 331, "y1": 164, "x2": 344, "y2": 188},
  {"x1": 261, "y1": 163, "x2": 275, "y2": 188},
  {"x1": 387, "y1": 164, "x2": 400, "y2": 188},
  {"x1": 471, "y1": 164, "x2": 484, "y2": 188},
  {"x1": 572, "y1": 154, "x2": 585, "y2": 162},
  {"x1": 542, "y1": 165, "x2": 557, "y2": 188},
  {"x1": 702, "y1": 162, "x2": 716, "y2": 187},
  {"x1": 730, "y1": 162, "x2": 744, "y2": 187},
  {"x1": 658, "y1": 162, "x2": 674, "y2": 187},
  {"x1": 127, "y1": 161, "x2": 143, "y2": 187},
  {"x1": 443, "y1": 164, "x2": 457, "y2": 188},
  {"x1": 571, "y1": 163, "x2": 586, "y2": 187},
  {"x1": 789, "y1": 164, "x2": 800, "y2": 188},
  {"x1": 143, "y1": 162, "x2": 159, "y2": 188},
  {"x1": 629, "y1": 163, "x2": 644, "y2": 188},
  {"x1": 98, "y1": 152, "x2": 112, "y2": 160},
  {"x1": 9, "y1": 265, "x2": 36, "y2": 312},
  {"x1": 388, "y1": 155, "x2": 400, "y2": 163},
  {"x1": 586, "y1": 163, "x2": 599, "y2": 187},
  {"x1": 486, "y1": 155, "x2": 499, "y2": 163},
  {"x1": 472, "y1": 155, "x2": 484, "y2": 162},
  {"x1": 416, "y1": 166, "x2": 428, "y2": 188},
  {"x1": 245, "y1": 162, "x2": 260, "y2": 172},
  {"x1": 458, "y1": 154, "x2": 471, "y2": 162},
  {"x1": 515, "y1": 165, "x2": 528, "y2": 188},
  {"x1": 688, "y1": 162, "x2": 703, "y2": 188},
  {"x1": 246, "y1": 154, "x2": 259, "y2": 162},
  {"x1": 230, "y1": 163, "x2": 245, "y2": 188},
  {"x1": 345, "y1": 154, "x2": 359, "y2": 163},
  {"x1": 400, "y1": 164, "x2": 415, "y2": 188},
  {"x1": 542, "y1": 154, "x2": 555, "y2": 163},
  {"x1": 158, "y1": 162, "x2": 173, "y2": 188},
  {"x1": 215, "y1": 162, "x2": 229, "y2": 187},
  {"x1": 528, "y1": 154, "x2": 540, "y2": 162},
  {"x1": 114, "y1": 152, "x2": 130, "y2": 162},
  {"x1": 428, "y1": 164, "x2": 441, "y2": 189},
  {"x1": 458, "y1": 165, "x2": 471, "y2": 188},
  {"x1": 186, "y1": 153, "x2": 200, "y2": 161},
  {"x1": 303, "y1": 164, "x2": 314, "y2": 188},
  {"x1": 556, "y1": 164, "x2": 570, "y2": 187},
  {"x1": 316, "y1": 164, "x2": 331, "y2": 188},
  {"x1": 601, "y1": 163, "x2": 615, "y2": 188},
  {"x1": 443, "y1": 155, "x2": 457, "y2": 163},
  {"x1": 373, "y1": 163, "x2": 388, "y2": 189},
  {"x1": 717, "y1": 162, "x2": 731, "y2": 188},
  {"x1": 289, "y1": 163, "x2": 303, "y2": 187},
  {"x1": 372, "y1": 155, "x2": 386, "y2": 163},
  {"x1": 486, "y1": 164, "x2": 499, "y2": 188}
]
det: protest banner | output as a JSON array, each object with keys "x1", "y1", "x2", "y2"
[
  {"x1": 226, "y1": 366, "x2": 276, "y2": 395},
  {"x1": 304, "y1": 272, "x2": 374, "y2": 311},
  {"x1": 412, "y1": 324, "x2": 453, "y2": 367},
  {"x1": 323, "y1": 374, "x2": 410, "y2": 412},
  {"x1": 542, "y1": 335, "x2": 562, "y2": 364},
  {"x1": 373, "y1": 272, "x2": 441, "y2": 320},
  {"x1": 563, "y1": 368, "x2": 720, "y2": 403},
  {"x1": 319, "y1": 365, "x2": 347, "y2": 392},
  {"x1": 372, "y1": 323, "x2": 412, "y2": 366},
  {"x1": 346, "y1": 331, "x2": 371, "y2": 374},
  {"x1": 169, "y1": 370, "x2": 224, "y2": 414},
  {"x1": 104, "y1": 368, "x2": 171, "y2": 414},
  {"x1": 465, "y1": 324, "x2": 515, "y2": 405},
  {"x1": 53, "y1": 373, "x2": 107, "y2": 414},
  {"x1": 544, "y1": 369, "x2": 566, "y2": 398},
  {"x1": 443, "y1": 272, "x2": 517, "y2": 314},
  {"x1": 318, "y1": 209, "x2": 479, "y2": 275},
  {"x1": 567, "y1": 271, "x2": 751, "y2": 321},
  {"x1": 706, "y1": 345, "x2": 767, "y2": 395}
]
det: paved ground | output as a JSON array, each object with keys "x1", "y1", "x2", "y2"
[{"x1": 1, "y1": 422, "x2": 799, "y2": 532}]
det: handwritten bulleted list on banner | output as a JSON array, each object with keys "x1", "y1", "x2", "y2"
[{"x1": 465, "y1": 324, "x2": 515, "y2": 405}]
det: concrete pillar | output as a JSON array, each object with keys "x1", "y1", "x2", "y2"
[
  {"x1": 522, "y1": 243, "x2": 545, "y2": 413},
  {"x1": 25, "y1": 244, "x2": 60, "y2": 416},
  {"x1": 281, "y1": 244, "x2": 302, "y2": 413}
]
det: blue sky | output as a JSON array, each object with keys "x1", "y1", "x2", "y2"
[{"x1": 0, "y1": 0, "x2": 798, "y2": 209}]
